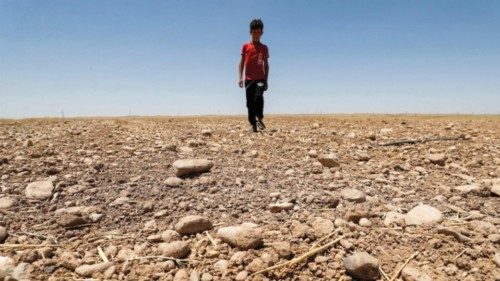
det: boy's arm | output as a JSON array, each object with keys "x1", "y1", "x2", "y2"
[
  {"x1": 238, "y1": 55, "x2": 245, "y2": 88},
  {"x1": 264, "y1": 58, "x2": 269, "y2": 91}
]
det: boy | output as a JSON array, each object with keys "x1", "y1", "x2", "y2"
[{"x1": 238, "y1": 18, "x2": 269, "y2": 133}]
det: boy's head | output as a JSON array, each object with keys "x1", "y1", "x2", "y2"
[{"x1": 249, "y1": 19, "x2": 264, "y2": 42}]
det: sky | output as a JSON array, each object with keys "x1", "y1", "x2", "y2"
[{"x1": 1, "y1": 0, "x2": 499, "y2": 118}]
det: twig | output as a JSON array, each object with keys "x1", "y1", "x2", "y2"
[
  {"x1": 389, "y1": 251, "x2": 419, "y2": 281},
  {"x1": 380, "y1": 135, "x2": 465, "y2": 147},
  {"x1": 379, "y1": 266, "x2": 390, "y2": 281},
  {"x1": 205, "y1": 231, "x2": 217, "y2": 246},
  {"x1": 309, "y1": 228, "x2": 342, "y2": 250},
  {"x1": 453, "y1": 249, "x2": 466, "y2": 260},
  {"x1": 0, "y1": 244, "x2": 61, "y2": 249},
  {"x1": 250, "y1": 233, "x2": 349, "y2": 277},
  {"x1": 123, "y1": 255, "x2": 188, "y2": 266},
  {"x1": 97, "y1": 246, "x2": 109, "y2": 262}
]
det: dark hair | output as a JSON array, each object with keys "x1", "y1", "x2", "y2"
[{"x1": 250, "y1": 19, "x2": 264, "y2": 31}]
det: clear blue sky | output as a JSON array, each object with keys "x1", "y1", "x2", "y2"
[{"x1": 1, "y1": 0, "x2": 499, "y2": 118}]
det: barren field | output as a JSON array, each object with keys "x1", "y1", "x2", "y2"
[{"x1": 0, "y1": 115, "x2": 499, "y2": 281}]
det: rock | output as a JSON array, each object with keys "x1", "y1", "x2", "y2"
[
  {"x1": 173, "y1": 159, "x2": 214, "y2": 177},
  {"x1": 359, "y1": 218, "x2": 372, "y2": 227},
  {"x1": 159, "y1": 241, "x2": 190, "y2": 258},
  {"x1": 488, "y1": 234, "x2": 500, "y2": 243},
  {"x1": 110, "y1": 196, "x2": 129, "y2": 206},
  {"x1": 57, "y1": 213, "x2": 88, "y2": 228},
  {"x1": 427, "y1": 154, "x2": 446, "y2": 166},
  {"x1": 405, "y1": 205, "x2": 443, "y2": 226},
  {"x1": 162, "y1": 230, "x2": 182, "y2": 242},
  {"x1": 165, "y1": 177, "x2": 183, "y2": 187},
  {"x1": 217, "y1": 223, "x2": 263, "y2": 250},
  {"x1": 25, "y1": 180, "x2": 54, "y2": 200},
  {"x1": 318, "y1": 154, "x2": 340, "y2": 168},
  {"x1": 341, "y1": 188, "x2": 366, "y2": 203},
  {"x1": 494, "y1": 253, "x2": 500, "y2": 268},
  {"x1": 246, "y1": 258, "x2": 265, "y2": 273},
  {"x1": 437, "y1": 226, "x2": 473, "y2": 243},
  {"x1": 214, "y1": 259, "x2": 228, "y2": 274},
  {"x1": 175, "y1": 215, "x2": 212, "y2": 235},
  {"x1": 0, "y1": 197, "x2": 15, "y2": 209},
  {"x1": 311, "y1": 218, "x2": 334, "y2": 237},
  {"x1": 201, "y1": 273, "x2": 213, "y2": 281},
  {"x1": 384, "y1": 212, "x2": 406, "y2": 226},
  {"x1": 75, "y1": 262, "x2": 114, "y2": 277},
  {"x1": 308, "y1": 150, "x2": 318, "y2": 158},
  {"x1": 345, "y1": 210, "x2": 370, "y2": 223},
  {"x1": 269, "y1": 202, "x2": 294, "y2": 213},
  {"x1": 273, "y1": 242, "x2": 292, "y2": 258},
  {"x1": 0, "y1": 227, "x2": 7, "y2": 243},
  {"x1": 201, "y1": 129, "x2": 212, "y2": 136},
  {"x1": 235, "y1": 271, "x2": 248, "y2": 281},
  {"x1": 380, "y1": 128, "x2": 393, "y2": 134},
  {"x1": 491, "y1": 184, "x2": 500, "y2": 196},
  {"x1": 402, "y1": 266, "x2": 432, "y2": 281},
  {"x1": 469, "y1": 220, "x2": 497, "y2": 234},
  {"x1": 174, "y1": 269, "x2": 189, "y2": 281},
  {"x1": 356, "y1": 151, "x2": 371, "y2": 161},
  {"x1": 344, "y1": 252, "x2": 380, "y2": 281},
  {"x1": 453, "y1": 185, "x2": 480, "y2": 195}
]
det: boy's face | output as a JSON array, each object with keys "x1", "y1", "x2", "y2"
[{"x1": 250, "y1": 29, "x2": 263, "y2": 41}]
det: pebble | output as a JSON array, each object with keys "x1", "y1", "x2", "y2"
[
  {"x1": 174, "y1": 269, "x2": 189, "y2": 281},
  {"x1": 311, "y1": 217, "x2": 334, "y2": 237},
  {"x1": 173, "y1": 159, "x2": 214, "y2": 177},
  {"x1": 341, "y1": 188, "x2": 366, "y2": 203},
  {"x1": 488, "y1": 234, "x2": 500, "y2": 244},
  {"x1": 217, "y1": 223, "x2": 263, "y2": 250},
  {"x1": 427, "y1": 153, "x2": 446, "y2": 166},
  {"x1": 246, "y1": 258, "x2": 265, "y2": 273},
  {"x1": 57, "y1": 213, "x2": 88, "y2": 228},
  {"x1": 494, "y1": 253, "x2": 500, "y2": 268},
  {"x1": 235, "y1": 271, "x2": 248, "y2": 281},
  {"x1": 272, "y1": 242, "x2": 292, "y2": 258},
  {"x1": 0, "y1": 226, "x2": 7, "y2": 243},
  {"x1": 308, "y1": 150, "x2": 318, "y2": 158},
  {"x1": 358, "y1": 218, "x2": 372, "y2": 227},
  {"x1": 75, "y1": 262, "x2": 114, "y2": 277},
  {"x1": 401, "y1": 266, "x2": 432, "y2": 281},
  {"x1": 25, "y1": 180, "x2": 54, "y2": 200},
  {"x1": 405, "y1": 204, "x2": 443, "y2": 226},
  {"x1": 384, "y1": 212, "x2": 406, "y2": 226},
  {"x1": 343, "y1": 252, "x2": 380, "y2": 281},
  {"x1": 268, "y1": 202, "x2": 294, "y2": 213},
  {"x1": 318, "y1": 153, "x2": 340, "y2": 168},
  {"x1": 164, "y1": 177, "x2": 183, "y2": 187},
  {"x1": 159, "y1": 241, "x2": 190, "y2": 258},
  {"x1": 0, "y1": 197, "x2": 15, "y2": 209},
  {"x1": 175, "y1": 215, "x2": 212, "y2": 235},
  {"x1": 162, "y1": 230, "x2": 182, "y2": 242}
]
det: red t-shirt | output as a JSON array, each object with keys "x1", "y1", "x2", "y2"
[{"x1": 241, "y1": 41, "x2": 269, "y2": 81}]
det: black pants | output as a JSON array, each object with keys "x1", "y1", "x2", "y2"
[{"x1": 245, "y1": 80, "x2": 265, "y2": 126}]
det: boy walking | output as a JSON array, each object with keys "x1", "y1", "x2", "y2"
[{"x1": 238, "y1": 19, "x2": 269, "y2": 132}]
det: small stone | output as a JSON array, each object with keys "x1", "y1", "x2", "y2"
[
  {"x1": 311, "y1": 218, "x2": 334, "y2": 237},
  {"x1": 159, "y1": 241, "x2": 190, "y2": 258},
  {"x1": 165, "y1": 177, "x2": 183, "y2": 187},
  {"x1": 356, "y1": 151, "x2": 371, "y2": 162},
  {"x1": 217, "y1": 223, "x2": 263, "y2": 250},
  {"x1": 268, "y1": 202, "x2": 294, "y2": 213},
  {"x1": 162, "y1": 230, "x2": 182, "y2": 242},
  {"x1": 201, "y1": 273, "x2": 212, "y2": 281},
  {"x1": 343, "y1": 252, "x2": 380, "y2": 281},
  {"x1": 453, "y1": 185, "x2": 480, "y2": 195},
  {"x1": 494, "y1": 253, "x2": 500, "y2": 268},
  {"x1": 384, "y1": 212, "x2": 406, "y2": 226},
  {"x1": 25, "y1": 181, "x2": 54, "y2": 200},
  {"x1": 246, "y1": 258, "x2": 265, "y2": 273},
  {"x1": 488, "y1": 234, "x2": 500, "y2": 244},
  {"x1": 427, "y1": 153, "x2": 446, "y2": 166},
  {"x1": 201, "y1": 129, "x2": 212, "y2": 136},
  {"x1": 257, "y1": 176, "x2": 267, "y2": 183},
  {"x1": 405, "y1": 204, "x2": 443, "y2": 226},
  {"x1": 162, "y1": 260, "x2": 176, "y2": 271},
  {"x1": 75, "y1": 262, "x2": 114, "y2": 277},
  {"x1": 57, "y1": 213, "x2": 87, "y2": 228},
  {"x1": 273, "y1": 242, "x2": 292, "y2": 258},
  {"x1": 308, "y1": 150, "x2": 318, "y2": 158},
  {"x1": 341, "y1": 188, "x2": 366, "y2": 203},
  {"x1": 235, "y1": 271, "x2": 248, "y2": 281},
  {"x1": 401, "y1": 266, "x2": 432, "y2": 281},
  {"x1": 175, "y1": 215, "x2": 212, "y2": 235},
  {"x1": 173, "y1": 159, "x2": 214, "y2": 177},
  {"x1": 359, "y1": 218, "x2": 372, "y2": 227},
  {"x1": 174, "y1": 269, "x2": 189, "y2": 281},
  {"x1": 0, "y1": 227, "x2": 8, "y2": 243},
  {"x1": 214, "y1": 259, "x2": 228, "y2": 273},
  {"x1": 491, "y1": 184, "x2": 500, "y2": 196},
  {"x1": 0, "y1": 197, "x2": 15, "y2": 209},
  {"x1": 318, "y1": 154, "x2": 340, "y2": 168},
  {"x1": 110, "y1": 196, "x2": 129, "y2": 206}
]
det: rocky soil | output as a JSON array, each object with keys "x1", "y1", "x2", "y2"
[{"x1": 0, "y1": 115, "x2": 498, "y2": 281}]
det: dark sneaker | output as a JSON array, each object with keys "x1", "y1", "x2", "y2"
[
  {"x1": 251, "y1": 124, "x2": 258, "y2": 133},
  {"x1": 257, "y1": 119, "x2": 266, "y2": 130}
]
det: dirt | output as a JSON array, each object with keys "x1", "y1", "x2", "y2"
[{"x1": 0, "y1": 115, "x2": 499, "y2": 280}]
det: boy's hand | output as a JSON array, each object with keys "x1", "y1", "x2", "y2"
[
  {"x1": 263, "y1": 80, "x2": 268, "y2": 91},
  {"x1": 238, "y1": 79, "x2": 244, "y2": 88}
]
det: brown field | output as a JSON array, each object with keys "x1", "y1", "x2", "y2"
[{"x1": 0, "y1": 115, "x2": 499, "y2": 280}]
